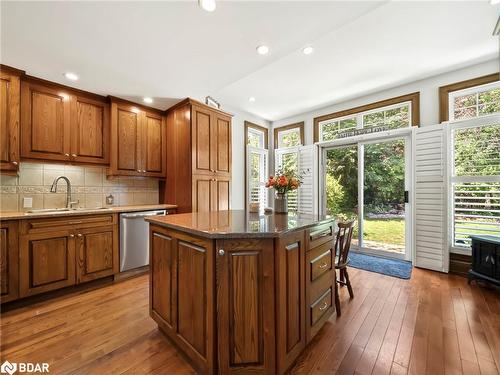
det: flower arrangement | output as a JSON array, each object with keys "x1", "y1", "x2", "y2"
[{"x1": 265, "y1": 168, "x2": 302, "y2": 194}]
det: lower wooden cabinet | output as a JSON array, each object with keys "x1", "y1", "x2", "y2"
[
  {"x1": 150, "y1": 226, "x2": 215, "y2": 375},
  {"x1": 0, "y1": 221, "x2": 19, "y2": 303},
  {"x1": 192, "y1": 175, "x2": 231, "y2": 212},
  {"x1": 76, "y1": 225, "x2": 118, "y2": 283},
  {"x1": 17, "y1": 214, "x2": 119, "y2": 299},
  {"x1": 216, "y1": 238, "x2": 276, "y2": 375},
  {"x1": 20, "y1": 229, "x2": 76, "y2": 297}
]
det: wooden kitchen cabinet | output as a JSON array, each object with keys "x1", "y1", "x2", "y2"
[
  {"x1": 216, "y1": 238, "x2": 276, "y2": 375},
  {"x1": 149, "y1": 226, "x2": 215, "y2": 375},
  {"x1": 18, "y1": 214, "x2": 119, "y2": 299},
  {"x1": 0, "y1": 67, "x2": 21, "y2": 173},
  {"x1": 19, "y1": 229, "x2": 76, "y2": 297},
  {"x1": 20, "y1": 78, "x2": 109, "y2": 165},
  {"x1": 165, "y1": 98, "x2": 232, "y2": 213},
  {"x1": 109, "y1": 98, "x2": 166, "y2": 177},
  {"x1": 0, "y1": 221, "x2": 19, "y2": 303},
  {"x1": 76, "y1": 225, "x2": 118, "y2": 283},
  {"x1": 275, "y1": 230, "x2": 306, "y2": 374}
]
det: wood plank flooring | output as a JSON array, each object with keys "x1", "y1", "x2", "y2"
[{"x1": 1, "y1": 267, "x2": 499, "y2": 374}]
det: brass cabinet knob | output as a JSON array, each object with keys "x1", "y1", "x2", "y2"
[
  {"x1": 12, "y1": 161, "x2": 18, "y2": 165},
  {"x1": 65, "y1": 153, "x2": 70, "y2": 157},
  {"x1": 69, "y1": 234, "x2": 75, "y2": 238},
  {"x1": 218, "y1": 249, "x2": 225, "y2": 256},
  {"x1": 72, "y1": 154, "x2": 77, "y2": 157},
  {"x1": 137, "y1": 169, "x2": 141, "y2": 173},
  {"x1": 77, "y1": 233, "x2": 82, "y2": 237}
]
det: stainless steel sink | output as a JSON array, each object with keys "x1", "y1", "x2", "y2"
[{"x1": 26, "y1": 207, "x2": 112, "y2": 214}]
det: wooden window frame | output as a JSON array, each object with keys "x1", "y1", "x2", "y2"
[
  {"x1": 244, "y1": 121, "x2": 269, "y2": 208},
  {"x1": 438, "y1": 73, "x2": 500, "y2": 123},
  {"x1": 273, "y1": 122, "x2": 305, "y2": 149},
  {"x1": 313, "y1": 92, "x2": 420, "y2": 142}
]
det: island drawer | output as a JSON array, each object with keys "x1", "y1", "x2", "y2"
[
  {"x1": 308, "y1": 241, "x2": 333, "y2": 282},
  {"x1": 310, "y1": 287, "x2": 333, "y2": 327},
  {"x1": 307, "y1": 222, "x2": 335, "y2": 250}
]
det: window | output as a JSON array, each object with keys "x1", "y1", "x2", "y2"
[
  {"x1": 439, "y1": 73, "x2": 499, "y2": 122},
  {"x1": 275, "y1": 148, "x2": 299, "y2": 211},
  {"x1": 451, "y1": 121, "x2": 500, "y2": 248},
  {"x1": 274, "y1": 122, "x2": 304, "y2": 148},
  {"x1": 314, "y1": 92, "x2": 419, "y2": 142},
  {"x1": 245, "y1": 122, "x2": 269, "y2": 209},
  {"x1": 448, "y1": 81, "x2": 500, "y2": 121}
]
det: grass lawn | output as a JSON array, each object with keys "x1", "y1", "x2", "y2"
[{"x1": 361, "y1": 218, "x2": 405, "y2": 246}]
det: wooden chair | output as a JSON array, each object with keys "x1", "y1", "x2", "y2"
[{"x1": 334, "y1": 220, "x2": 355, "y2": 316}]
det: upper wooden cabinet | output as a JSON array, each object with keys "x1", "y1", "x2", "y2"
[
  {"x1": 165, "y1": 99, "x2": 232, "y2": 213},
  {"x1": 109, "y1": 98, "x2": 166, "y2": 177},
  {"x1": 20, "y1": 78, "x2": 109, "y2": 165},
  {"x1": 0, "y1": 68, "x2": 21, "y2": 173}
]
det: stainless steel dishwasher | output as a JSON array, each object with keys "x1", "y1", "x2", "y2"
[{"x1": 120, "y1": 209, "x2": 166, "y2": 272}]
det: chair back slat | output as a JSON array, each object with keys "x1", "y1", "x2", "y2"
[{"x1": 335, "y1": 220, "x2": 355, "y2": 267}]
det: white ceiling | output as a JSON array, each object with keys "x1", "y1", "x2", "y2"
[{"x1": 1, "y1": 1, "x2": 498, "y2": 121}]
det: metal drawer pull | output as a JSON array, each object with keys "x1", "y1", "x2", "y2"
[
  {"x1": 318, "y1": 262, "x2": 329, "y2": 269},
  {"x1": 311, "y1": 228, "x2": 331, "y2": 241},
  {"x1": 319, "y1": 302, "x2": 328, "y2": 311},
  {"x1": 68, "y1": 221, "x2": 83, "y2": 225}
]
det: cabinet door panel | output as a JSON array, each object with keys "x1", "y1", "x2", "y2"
[
  {"x1": 20, "y1": 230, "x2": 76, "y2": 297},
  {"x1": 117, "y1": 108, "x2": 139, "y2": 171},
  {"x1": 151, "y1": 231, "x2": 175, "y2": 328},
  {"x1": 177, "y1": 239, "x2": 207, "y2": 356},
  {"x1": 217, "y1": 238, "x2": 275, "y2": 374},
  {"x1": 215, "y1": 115, "x2": 231, "y2": 176},
  {"x1": 21, "y1": 82, "x2": 70, "y2": 161},
  {"x1": 143, "y1": 113, "x2": 164, "y2": 174},
  {"x1": 0, "y1": 72, "x2": 20, "y2": 172},
  {"x1": 193, "y1": 175, "x2": 213, "y2": 212},
  {"x1": 71, "y1": 97, "x2": 109, "y2": 164},
  {"x1": 76, "y1": 226, "x2": 117, "y2": 283},
  {"x1": 215, "y1": 178, "x2": 230, "y2": 211},
  {"x1": 0, "y1": 221, "x2": 19, "y2": 303},
  {"x1": 192, "y1": 106, "x2": 212, "y2": 174},
  {"x1": 276, "y1": 231, "x2": 306, "y2": 374}
]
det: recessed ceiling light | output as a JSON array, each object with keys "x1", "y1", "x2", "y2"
[
  {"x1": 199, "y1": 0, "x2": 216, "y2": 12},
  {"x1": 64, "y1": 72, "x2": 79, "y2": 81},
  {"x1": 249, "y1": 97, "x2": 256, "y2": 102},
  {"x1": 256, "y1": 45, "x2": 269, "y2": 55},
  {"x1": 143, "y1": 97, "x2": 153, "y2": 104},
  {"x1": 302, "y1": 46, "x2": 314, "y2": 55}
]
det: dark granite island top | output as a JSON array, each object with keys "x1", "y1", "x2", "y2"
[
  {"x1": 147, "y1": 209, "x2": 337, "y2": 375},
  {"x1": 145, "y1": 209, "x2": 334, "y2": 239}
]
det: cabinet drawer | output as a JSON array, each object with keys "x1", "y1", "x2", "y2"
[
  {"x1": 21, "y1": 214, "x2": 117, "y2": 234},
  {"x1": 310, "y1": 288, "x2": 333, "y2": 326},
  {"x1": 307, "y1": 223, "x2": 335, "y2": 250},
  {"x1": 309, "y1": 241, "x2": 333, "y2": 282}
]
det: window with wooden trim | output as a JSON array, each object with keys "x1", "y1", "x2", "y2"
[
  {"x1": 314, "y1": 92, "x2": 419, "y2": 142},
  {"x1": 245, "y1": 121, "x2": 269, "y2": 209},
  {"x1": 274, "y1": 122, "x2": 304, "y2": 148},
  {"x1": 439, "y1": 73, "x2": 499, "y2": 123}
]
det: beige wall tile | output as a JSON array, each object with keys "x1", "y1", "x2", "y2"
[
  {"x1": 0, "y1": 175, "x2": 18, "y2": 186},
  {"x1": 43, "y1": 193, "x2": 67, "y2": 209},
  {"x1": 119, "y1": 193, "x2": 134, "y2": 206},
  {"x1": 65, "y1": 170, "x2": 85, "y2": 186},
  {"x1": 43, "y1": 163, "x2": 66, "y2": 171},
  {"x1": 19, "y1": 194, "x2": 43, "y2": 210},
  {"x1": 19, "y1": 169, "x2": 43, "y2": 186},
  {"x1": 20, "y1": 162, "x2": 42, "y2": 171},
  {"x1": 1, "y1": 193, "x2": 19, "y2": 211},
  {"x1": 85, "y1": 171, "x2": 103, "y2": 186},
  {"x1": 85, "y1": 194, "x2": 102, "y2": 208},
  {"x1": 43, "y1": 169, "x2": 66, "y2": 186}
]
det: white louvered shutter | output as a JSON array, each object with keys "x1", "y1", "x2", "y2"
[
  {"x1": 413, "y1": 124, "x2": 449, "y2": 272},
  {"x1": 298, "y1": 145, "x2": 318, "y2": 214}
]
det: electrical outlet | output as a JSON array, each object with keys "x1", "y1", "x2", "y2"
[{"x1": 23, "y1": 197, "x2": 33, "y2": 208}]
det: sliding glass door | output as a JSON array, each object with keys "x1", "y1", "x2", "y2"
[{"x1": 323, "y1": 136, "x2": 411, "y2": 260}]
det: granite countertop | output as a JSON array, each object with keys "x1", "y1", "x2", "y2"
[
  {"x1": 146, "y1": 210, "x2": 334, "y2": 239},
  {"x1": 0, "y1": 204, "x2": 177, "y2": 220}
]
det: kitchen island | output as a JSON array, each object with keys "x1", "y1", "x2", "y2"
[{"x1": 146, "y1": 210, "x2": 337, "y2": 375}]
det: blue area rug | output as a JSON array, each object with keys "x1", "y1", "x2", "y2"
[{"x1": 348, "y1": 252, "x2": 412, "y2": 279}]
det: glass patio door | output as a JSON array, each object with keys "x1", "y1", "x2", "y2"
[{"x1": 323, "y1": 136, "x2": 411, "y2": 260}]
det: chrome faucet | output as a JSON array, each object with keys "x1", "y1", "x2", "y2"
[{"x1": 50, "y1": 176, "x2": 79, "y2": 209}]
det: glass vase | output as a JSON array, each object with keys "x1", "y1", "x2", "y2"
[{"x1": 274, "y1": 192, "x2": 288, "y2": 214}]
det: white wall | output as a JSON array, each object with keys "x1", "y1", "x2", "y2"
[
  {"x1": 224, "y1": 105, "x2": 270, "y2": 210},
  {"x1": 272, "y1": 59, "x2": 499, "y2": 143}
]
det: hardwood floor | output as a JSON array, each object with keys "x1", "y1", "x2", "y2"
[{"x1": 1, "y1": 267, "x2": 499, "y2": 374}]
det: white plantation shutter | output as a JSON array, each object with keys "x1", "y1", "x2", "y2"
[
  {"x1": 413, "y1": 124, "x2": 449, "y2": 272},
  {"x1": 298, "y1": 145, "x2": 318, "y2": 214},
  {"x1": 247, "y1": 147, "x2": 268, "y2": 209}
]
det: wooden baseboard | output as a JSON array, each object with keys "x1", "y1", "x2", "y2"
[{"x1": 449, "y1": 253, "x2": 471, "y2": 277}]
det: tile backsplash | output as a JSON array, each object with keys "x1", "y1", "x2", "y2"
[{"x1": 0, "y1": 162, "x2": 159, "y2": 212}]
